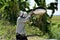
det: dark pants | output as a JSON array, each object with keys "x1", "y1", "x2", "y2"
[{"x1": 16, "y1": 33, "x2": 28, "y2": 40}]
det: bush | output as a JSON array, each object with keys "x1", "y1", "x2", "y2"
[{"x1": 49, "y1": 23, "x2": 60, "y2": 39}]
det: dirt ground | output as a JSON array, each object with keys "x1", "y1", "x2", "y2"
[{"x1": 28, "y1": 36, "x2": 45, "y2": 40}]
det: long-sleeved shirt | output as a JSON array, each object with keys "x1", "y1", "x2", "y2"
[{"x1": 16, "y1": 14, "x2": 30, "y2": 35}]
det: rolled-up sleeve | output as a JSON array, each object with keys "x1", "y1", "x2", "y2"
[
  {"x1": 17, "y1": 14, "x2": 31, "y2": 23},
  {"x1": 19, "y1": 15, "x2": 30, "y2": 23},
  {"x1": 23, "y1": 15, "x2": 30, "y2": 22},
  {"x1": 25, "y1": 15, "x2": 30, "y2": 20}
]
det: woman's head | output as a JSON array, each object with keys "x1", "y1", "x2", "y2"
[{"x1": 19, "y1": 11, "x2": 27, "y2": 18}]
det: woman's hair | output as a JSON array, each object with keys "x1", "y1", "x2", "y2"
[{"x1": 19, "y1": 11, "x2": 27, "y2": 18}]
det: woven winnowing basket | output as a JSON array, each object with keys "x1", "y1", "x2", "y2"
[{"x1": 33, "y1": 9, "x2": 46, "y2": 15}]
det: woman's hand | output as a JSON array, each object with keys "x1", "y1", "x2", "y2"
[{"x1": 29, "y1": 11, "x2": 34, "y2": 16}]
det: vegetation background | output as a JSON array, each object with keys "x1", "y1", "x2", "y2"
[{"x1": 0, "y1": 0, "x2": 59, "y2": 40}]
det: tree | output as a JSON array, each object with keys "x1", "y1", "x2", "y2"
[
  {"x1": 32, "y1": 0, "x2": 50, "y2": 34},
  {"x1": 30, "y1": 0, "x2": 58, "y2": 35},
  {"x1": 47, "y1": 2, "x2": 58, "y2": 19},
  {"x1": 0, "y1": 0, "x2": 29, "y2": 24},
  {"x1": 0, "y1": 0, "x2": 20, "y2": 24}
]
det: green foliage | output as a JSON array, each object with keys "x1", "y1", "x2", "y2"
[
  {"x1": 0, "y1": 20, "x2": 16, "y2": 40},
  {"x1": 0, "y1": 0, "x2": 58, "y2": 39},
  {"x1": 34, "y1": 0, "x2": 46, "y2": 7},
  {"x1": 48, "y1": 16, "x2": 60, "y2": 39},
  {"x1": 47, "y1": 0, "x2": 58, "y2": 19},
  {"x1": 0, "y1": 0, "x2": 30, "y2": 24},
  {"x1": 30, "y1": 0, "x2": 50, "y2": 34},
  {"x1": 25, "y1": 24, "x2": 43, "y2": 35},
  {"x1": 0, "y1": 20, "x2": 43, "y2": 40},
  {"x1": 18, "y1": 0, "x2": 30, "y2": 11},
  {"x1": 49, "y1": 23, "x2": 60, "y2": 39},
  {"x1": 0, "y1": 15, "x2": 60, "y2": 40},
  {"x1": 0, "y1": 0, "x2": 19, "y2": 24}
]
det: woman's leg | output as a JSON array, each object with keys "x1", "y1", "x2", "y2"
[
  {"x1": 16, "y1": 33, "x2": 22, "y2": 40},
  {"x1": 22, "y1": 36, "x2": 28, "y2": 40},
  {"x1": 16, "y1": 33, "x2": 28, "y2": 40}
]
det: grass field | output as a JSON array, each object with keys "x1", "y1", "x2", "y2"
[
  {"x1": 51, "y1": 15, "x2": 60, "y2": 23},
  {"x1": 50, "y1": 15, "x2": 60, "y2": 39},
  {"x1": 0, "y1": 15, "x2": 60, "y2": 40}
]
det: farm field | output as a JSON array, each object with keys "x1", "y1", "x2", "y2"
[{"x1": 0, "y1": 15, "x2": 60, "y2": 40}]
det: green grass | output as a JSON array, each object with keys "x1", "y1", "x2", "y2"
[
  {"x1": 0, "y1": 20, "x2": 16, "y2": 40},
  {"x1": 0, "y1": 20, "x2": 43, "y2": 40},
  {"x1": 0, "y1": 20, "x2": 48, "y2": 40},
  {"x1": 50, "y1": 16, "x2": 60, "y2": 39},
  {"x1": 0, "y1": 15, "x2": 60, "y2": 40},
  {"x1": 51, "y1": 15, "x2": 60, "y2": 23}
]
